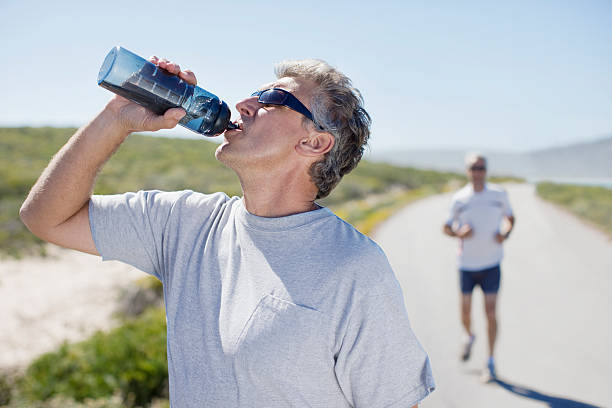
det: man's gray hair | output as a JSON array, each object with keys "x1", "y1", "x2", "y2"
[
  {"x1": 465, "y1": 152, "x2": 487, "y2": 168},
  {"x1": 275, "y1": 59, "x2": 371, "y2": 199}
]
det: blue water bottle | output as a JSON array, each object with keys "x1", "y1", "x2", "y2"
[{"x1": 97, "y1": 46, "x2": 236, "y2": 136}]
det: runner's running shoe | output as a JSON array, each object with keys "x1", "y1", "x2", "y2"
[
  {"x1": 460, "y1": 334, "x2": 476, "y2": 361},
  {"x1": 480, "y1": 357, "x2": 496, "y2": 383}
]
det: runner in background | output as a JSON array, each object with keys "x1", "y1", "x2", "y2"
[{"x1": 443, "y1": 153, "x2": 515, "y2": 382}]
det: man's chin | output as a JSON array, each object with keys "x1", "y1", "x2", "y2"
[
  {"x1": 215, "y1": 142, "x2": 237, "y2": 169},
  {"x1": 215, "y1": 140, "x2": 231, "y2": 157}
]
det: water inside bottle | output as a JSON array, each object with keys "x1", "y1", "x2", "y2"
[
  {"x1": 121, "y1": 63, "x2": 192, "y2": 115},
  {"x1": 98, "y1": 46, "x2": 233, "y2": 136}
]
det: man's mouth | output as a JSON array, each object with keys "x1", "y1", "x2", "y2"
[
  {"x1": 230, "y1": 120, "x2": 244, "y2": 131},
  {"x1": 227, "y1": 121, "x2": 240, "y2": 130},
  {"x1": 224, "y1": 121, "x2": 244, "y2": 138}
]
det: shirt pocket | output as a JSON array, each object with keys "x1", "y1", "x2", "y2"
[{"x1": 234, "y1": 294, "x2": 332, "y2": 378}]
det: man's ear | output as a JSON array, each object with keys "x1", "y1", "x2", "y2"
[{"x1": 295, "y1": 131, "x2": 334, "y2": 157}]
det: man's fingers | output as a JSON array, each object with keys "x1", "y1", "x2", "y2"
[
  {"x1": 165, "y1": 61, "x2": 181, "y2": 74},
  {"x1": 148, "y1": 55, "x2": 196, "y2": 84},
  {"x1": 146, "y1": 108, "x2": 186, "y2": 131},
  {"x1": 156, "y1": 58, "x2": 180, "y2": 74},
  {"x1": 157, "y1": 58, "x2": 170, "y2": 70},
  {"x1": 159, "y1": 60, "x2": 197, "y2": 85},
  {"x1": 162, "y1": 108, "x2": 186, "y2": 125},
  {"x1": 179, "y1": 70, "x2": 197, "y2": 85}
]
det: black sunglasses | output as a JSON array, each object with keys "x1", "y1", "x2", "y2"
[
  {"x1": 470, "y1": 166, "x2": 487, "y2": 171},
  {"x1": 251, "y1": 88, "x2": 314, "y2": 122}
]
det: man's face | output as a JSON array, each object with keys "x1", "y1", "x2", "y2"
[
  {"x1": 215, "y1": 76, "x2": 317, "y2": 175},
  {"x1": 467, "y1": 158, "x2": 487, "y2": 185}
]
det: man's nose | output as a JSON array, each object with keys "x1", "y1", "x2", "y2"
[{"x1": 235, "y1": 96, "x2": 260, "y2": 118}]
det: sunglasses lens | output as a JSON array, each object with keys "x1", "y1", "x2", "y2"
[
  {"x1": 259, "y1": 89, "x2": 287, "y2": 104},
  {"x1": 471, "y1": 166, "x2": 486, "y2": 171}
]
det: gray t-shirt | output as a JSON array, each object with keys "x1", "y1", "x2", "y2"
[{"x1": 89, "y1": 190, "x2": 435, "y2": 407}]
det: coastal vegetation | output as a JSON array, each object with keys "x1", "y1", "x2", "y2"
[{"x1": 537, "y1": 182, "x2": 612, "y2": 237}]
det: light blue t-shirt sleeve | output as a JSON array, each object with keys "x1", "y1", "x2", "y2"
[
  {"x1": 334, "y1": 276, "x2": 435, "y2": 407},
  {"x1": 89, "y1": 190, "x2": 188, "y2": 280},
  {"x1": 446, "y1": 196, "x2": 461, "y2": 226}
]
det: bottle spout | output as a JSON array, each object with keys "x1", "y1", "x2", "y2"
[{"x1": 226, "y1": 122, "x2": 239, "y2": 130}]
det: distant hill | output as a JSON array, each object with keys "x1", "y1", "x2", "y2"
[{"x1": 374, "y1": 135, "x2": 612, "y2": 182}]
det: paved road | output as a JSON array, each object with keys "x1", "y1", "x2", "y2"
[{"x1": 374, "y1": 184, "x2": 612, "y2": 408}]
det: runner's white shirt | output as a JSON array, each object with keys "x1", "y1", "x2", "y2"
[{"x1": 446, "y1": 183, "x2": 513, "y2": 270}]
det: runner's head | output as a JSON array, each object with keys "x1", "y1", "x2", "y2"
[{"x1": 465, "y1": 153, "x2": 487, "y2": 187}]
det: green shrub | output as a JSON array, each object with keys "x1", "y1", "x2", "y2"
[
  {"x1": 0, "y1": 370, "x2": 15, "y2": 406},
  {"x1": 16, "y1": 307, "x2": 168, "y2": 407},
  {"x1": 537, "y1": 182, "x2": 612, "y2": 236},
  {"x1": 4, "y1": 394, "x2": 124, "y2": 407}
]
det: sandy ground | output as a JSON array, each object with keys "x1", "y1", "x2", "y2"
[{"x1": 0, "y1": 246, "x2": 143, "y2": 371}]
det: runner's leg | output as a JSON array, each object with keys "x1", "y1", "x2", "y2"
[
  {"x1": 481, "y1": 265, "x2": 501, "y2": 359},
  {"x1": 461, "y1": 294, "x2": 473, "y2": 336},
  {"x1": 460, "y1": 270, "x2": 477, "y2": 361},
  {"x1": 484, "y1": 293, "x2": 498, "y2": 358}
]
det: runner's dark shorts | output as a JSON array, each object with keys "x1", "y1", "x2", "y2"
[{"x1": 460, "y1": 264, "x2": 501, "y2": 294}]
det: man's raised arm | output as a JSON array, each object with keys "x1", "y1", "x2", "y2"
[{"x1": 19, "y1": 58, "x2": 194, "y2": 255}]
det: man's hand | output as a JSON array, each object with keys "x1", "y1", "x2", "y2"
[
  {"x1": 495, "y1": 232, "x2": 507, "y2": 243},
  {"x1": 456, "y1": 224, "x2": 473, "y2": 239},
  {"x1": 105, "y1": 56, "x2": 198, "y2": 134},
  {"x1": 495, "y1": 215, "x2": 515, "y2": 243},
  {"x1": 443, "y1": 223, "x2": 473, "y2": 239}
]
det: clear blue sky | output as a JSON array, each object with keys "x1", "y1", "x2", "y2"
[{"x1": 1, "y1": 0, "x2": 611, "y2": 153}]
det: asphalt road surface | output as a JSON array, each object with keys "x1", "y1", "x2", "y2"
[{"x1": 374, "y1": 183, "x2": 612, "y2": 408}]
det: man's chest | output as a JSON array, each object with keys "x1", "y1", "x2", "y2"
[
  {"x1": 457, "y1": 194, "x2": 505, "y2": 227},
  {"x1": 164, "y1": 246, "x2": 336, "y2": 370}
]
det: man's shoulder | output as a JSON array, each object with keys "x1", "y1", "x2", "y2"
[
  {"x1": 484, "y1": 183, "x2": 509, "y2": 197},
  {"x1": 110, "y1": 190, "x2": 236, "y2": 223},
  {"x1": 451, "y1": 184, "x2": 473, "y2": 202},
  {"x1": 177, "y1": 190, "x2": 233, "y2": 208},
  {"x1": 159, "y1": 191, "x2": 243, "y2": 228},
  {"x1": 103, "y1": 189, "x2": 231, "y2": 206},
  {"x1": 485, "y1": 183, "x2": 506, "y2": 192},
  {"x1": 324, "y1": 213, "x2": 394, "y2": 287},
  {"x1": 326, "y1": 212, "x2": 385, "y2": 255}
]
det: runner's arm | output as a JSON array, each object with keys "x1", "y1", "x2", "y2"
[
  {"x1": 443, "y1": 223, "x2": 455, "y2": 237},
  {"x1": 504, "y1": 214, "x2": 515, "y2": 238}
]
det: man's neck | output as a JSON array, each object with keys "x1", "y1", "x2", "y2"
[
  {"x1": 472, "y1": 182, "x2": 485, "y2": 192},
  {"x1": 238, "y1": 168, "x2": 319, "y2": 218}
]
